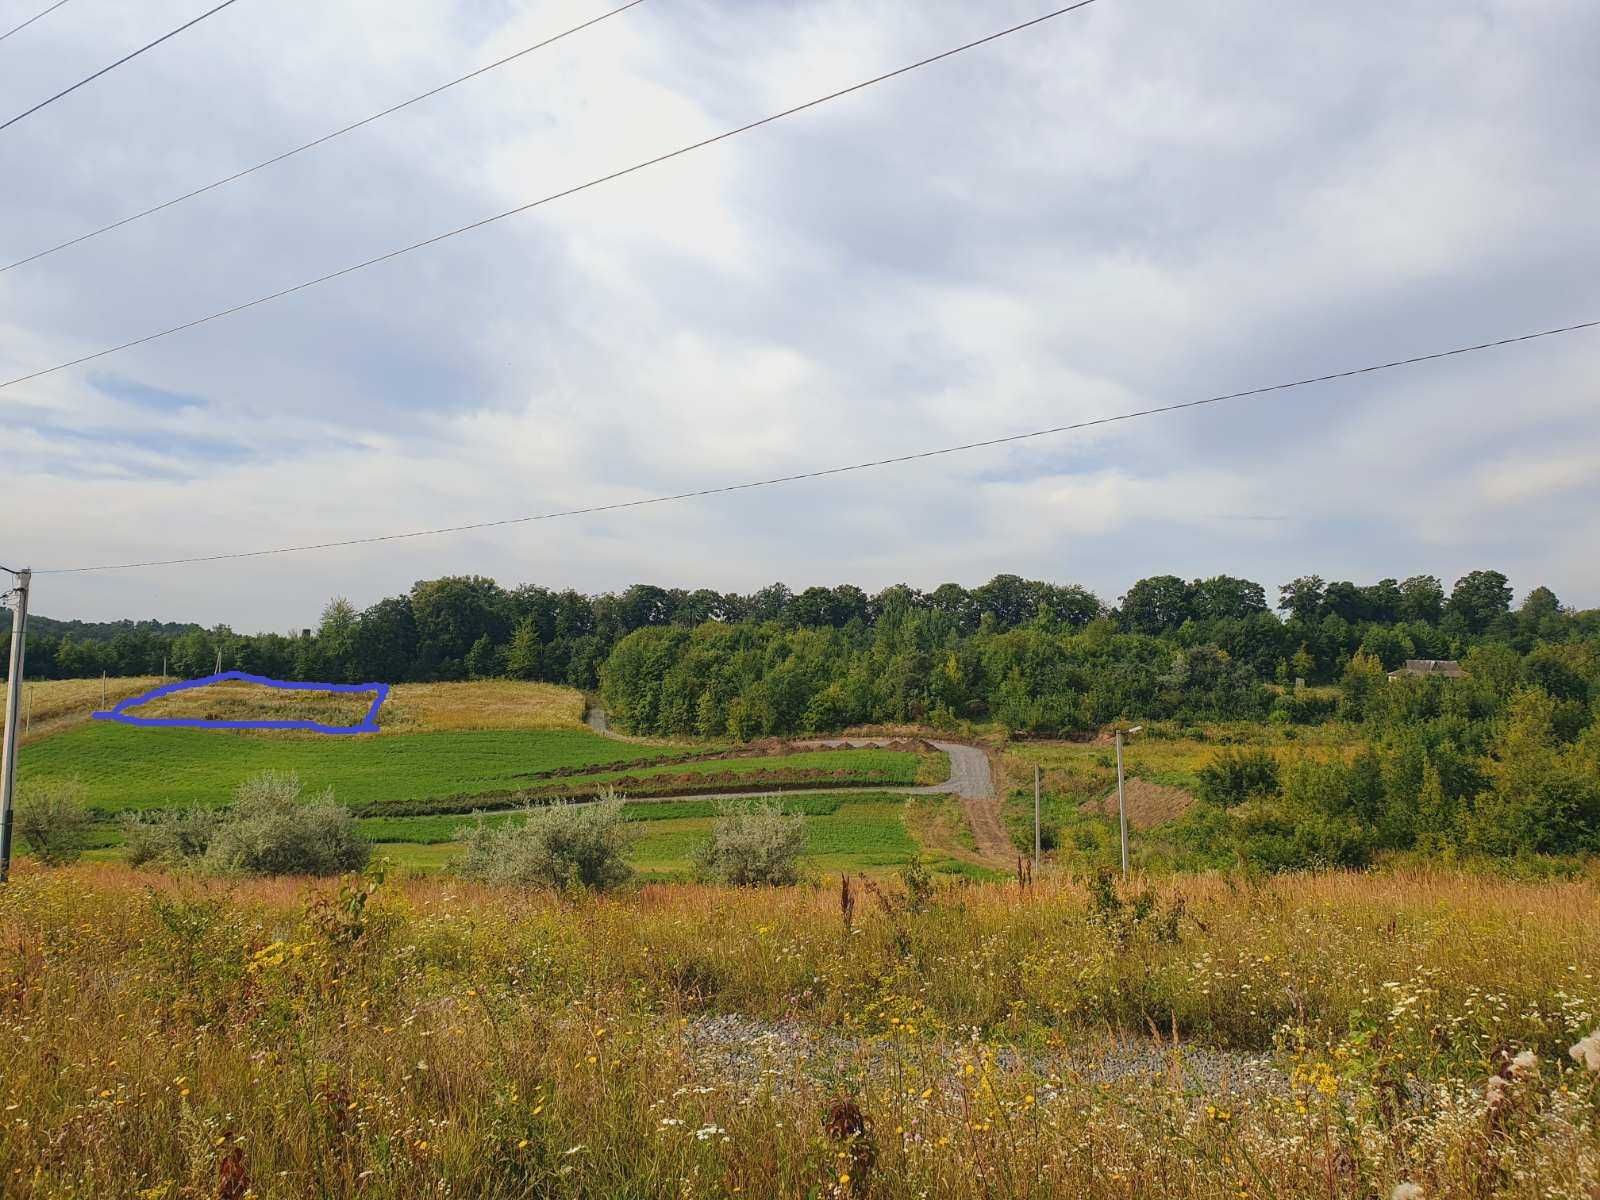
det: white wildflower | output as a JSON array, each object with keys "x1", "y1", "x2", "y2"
[
  {"x1": 693, "y1": 1124, "x2": 725, "y2": 1141},
  {"x1": 1392, "y1": 1184, "x2": 1423, "y2": 1200},
  {"x1": 1485, "y1": 1075, "x2": 1508, "y2": 1107},
  {"x1": 1569, "y1": 1029, "x2": 1600, "y2": 1072},
  {"x1": 1509, "y1": 1049, "x2": 1538, "y2": 1078}
]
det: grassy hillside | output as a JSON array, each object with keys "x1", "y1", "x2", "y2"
[
  {"x1": 21, "y1": 723, "x2": 927, "y2": 816},
  {"x1": 15, "y1": 675, "x2": 163, "y2": 744}
]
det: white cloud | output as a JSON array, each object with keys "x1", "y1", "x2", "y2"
[{"x1": 1, "y1": 0, "x2": 1597, "y2": 625}]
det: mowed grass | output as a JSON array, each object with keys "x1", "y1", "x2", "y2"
[
  {"x1": 370, "y1": 796, "x2": 925, "y2": 878},
  {"x1": 17, "y1": 722, "x2": 662, "y2": 814}
]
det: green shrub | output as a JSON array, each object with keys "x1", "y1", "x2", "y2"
[
  {"x1": 203, "y1": 771, "x2": 370, "y2": 877},
  {"x1": 1195, "y1": 747, "x2": 1279, "y2": 807},
  {"x1": 120, "y1": 806, "x2": 219, "y2": 867},
  {"x1": 14, "y1": 779, "x2": 92, "y2": 866},
  {"x1": 695, "y1": 798, "x2": 806, "y2": 886},
  {"x1": 457, "y1": 791, "x2": 634, "y2": 891}
]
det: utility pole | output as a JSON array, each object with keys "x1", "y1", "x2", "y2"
[
  {"x1": 1033, "y1": 764, "x2": 1042, "y2": 870},
  {"x1": 214, "y1": 647, "x2": 222, "y2": 676},
  {"x1": 1114, "y1": 725, "x2": 1143, "y2": 882},
  {"x1": 1, "y1": 568, "x2": 32, "y2": 884}
]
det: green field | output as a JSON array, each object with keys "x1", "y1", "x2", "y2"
[
  {"x1": 19, "y1": 723, "x2": 927, "y2": 817},
  {"x1": 367, "y1": 796, "x2": 937, "y2": 879}
]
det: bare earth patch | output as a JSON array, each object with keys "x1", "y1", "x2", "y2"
[{"x1": 1082, "y1": 778, "x2": 1196, "y2": 829}]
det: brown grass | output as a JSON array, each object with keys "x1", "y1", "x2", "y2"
[
  {"x1": 15, "y1": 676, "x2": 162, "y2": 744},
  {"x1": 132, "y1": 679, "x2": 376, "y2": 725},
  {"x1": 378, "y1": 680, "x2": 586, "y2": 732}
]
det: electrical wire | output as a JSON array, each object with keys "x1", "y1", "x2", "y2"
[
  {"x1": 0, "y1": 0, "x2": 73, "y2": 46},
  {"x1": 0, "y1": 0, "x2": 1103, "y2": 394},
  {"x1": 0, "y1": 0, "x2": 648, "y2": 274},
  {"x1": 0, "y1": 0, "x2": 244, "y2": 134},
  {"x1": 32, "y1": 316, "x2": 1600, "y2": 575}
]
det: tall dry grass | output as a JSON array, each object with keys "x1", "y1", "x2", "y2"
[{"x1": 1, "y1": 864, "x2": 1597, "y2": 1197}]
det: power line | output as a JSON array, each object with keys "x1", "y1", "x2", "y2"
[
  {"x1": 0, "y1": 0, "x2": 648, "y2": 274},
  {"x1": 0, "y1": 0, "x2": 244, "y2": 134},
  {"x1": 32, "y1": 317, "x2": 1600, "y2": 575},
  {"x1": 0, "y1": 0, "x2": 73, "y2": 46},
  {"x1": 0, "y1": 0, "x2": 1103, "y2": 394}
]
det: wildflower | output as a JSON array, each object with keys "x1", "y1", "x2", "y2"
[
  {"x1": 1509, "y1": 1049, "x2": 1538, "y2": 1078},
  {"x1": 1569, "y1": 1029, "x2": 1600, "y2": 1072},
  {"x1": 1392, "y1": 1184, "x2": 1423, "y2": 1200},
  {"x1": 1485, "y1": 1075, "x2": 1508, "y2": 1108}
]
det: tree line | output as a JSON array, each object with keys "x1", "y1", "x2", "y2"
[{"x1": 6, "y1": 569, "x2": 1594, "y2": 734}]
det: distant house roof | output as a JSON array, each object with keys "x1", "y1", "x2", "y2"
[{"x1": 1388, "y1": 659, "x2": 1466, "y2": 680}]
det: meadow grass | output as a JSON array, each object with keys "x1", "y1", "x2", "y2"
[
  {"x1": 15, "y1": 675, "x2": 162, "y2": 744},
  {"x1": 2, "y1": 864, "x2": 1597, "y2": 1197},
  {"x1": 378, "y1": 681, "x2": 587, "y2": 732},
  {"x1": 127, "y1": 678, "x2": 380, "y2": 725}
]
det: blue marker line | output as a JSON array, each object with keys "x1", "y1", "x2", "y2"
[{"x1": 93, "y1": 670, "x2": 389, "y2": 735}]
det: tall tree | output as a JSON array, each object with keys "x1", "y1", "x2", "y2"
[
  {"x1": 1119, "y1": 575, "x2": 1191, "y2": 635},
  {"x1": 1448, "y1": 570, "x2": 1513, "y2": 634},
  {"x1": 1277, "y1": 576, "x2": 1325, "y2": 624}
]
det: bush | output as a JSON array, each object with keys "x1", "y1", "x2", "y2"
[
  {"x1": 203, "y1": 771, "x2": 370, "y2": 877},
  {"x1": 695, "y1": 798, "x2": 806, "y2": 886},
  {"x1": 14, "y1": 779, "x2": 92, "y2": 865},
  {"x1": 1195, "y1": 747, "x2": 1279, "y2": 807},
  {"x1": 120, "y1": 806, "x2": 219, "y2": 867},
  {"x1": 457, "y1": 792, "x2": 633, "y2": 891}
]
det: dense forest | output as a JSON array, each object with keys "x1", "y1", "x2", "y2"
[{"x1": 5, "y1": 569, "x2": 1594, "y2": 735}]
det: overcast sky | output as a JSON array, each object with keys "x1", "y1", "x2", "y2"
[{"x1": 2, "y1": 0, "x2": 1597, "y2": 631}]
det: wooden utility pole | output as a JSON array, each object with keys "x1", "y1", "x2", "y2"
[
  {"x1": 1033, "y1": 764, "x2": 1042, "y2": 869},
  {"x1": 1115, "y1": 726, "x2": 1143, "y2": 882},
  {"x1": 1, "y1": 568, "x2": 32, "y2": 883}
]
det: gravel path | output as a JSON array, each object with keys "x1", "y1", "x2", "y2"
[{"x1": 683, "y1": 1013, "x2": 1284, "y2": 1100}]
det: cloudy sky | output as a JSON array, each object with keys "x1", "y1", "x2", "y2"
[{"x1": 2, "y1": 0, "x2": 1596, "y2": 631}]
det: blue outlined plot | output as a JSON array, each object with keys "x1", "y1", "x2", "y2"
[{"x1": 93, "y1": 671, "x2": 389, "y2": 735}]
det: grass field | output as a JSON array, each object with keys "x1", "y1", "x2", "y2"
[
  {"x1": 4, "y1": 864, "x2": 1597, "y2": 1198},
  {"x1": 21, "y1": 723, "x2": 928, "y2": 819},
  {"x1": 18, "y1": 722, "x2": 661, "y2": 813},
  {"x1": 357, "y1": 795, "x2": 954, "y2": 879}
]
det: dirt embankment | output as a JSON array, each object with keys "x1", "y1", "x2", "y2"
[{"x1": 1081, "y1": 779, "x2": 1196, "y2": 829}]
